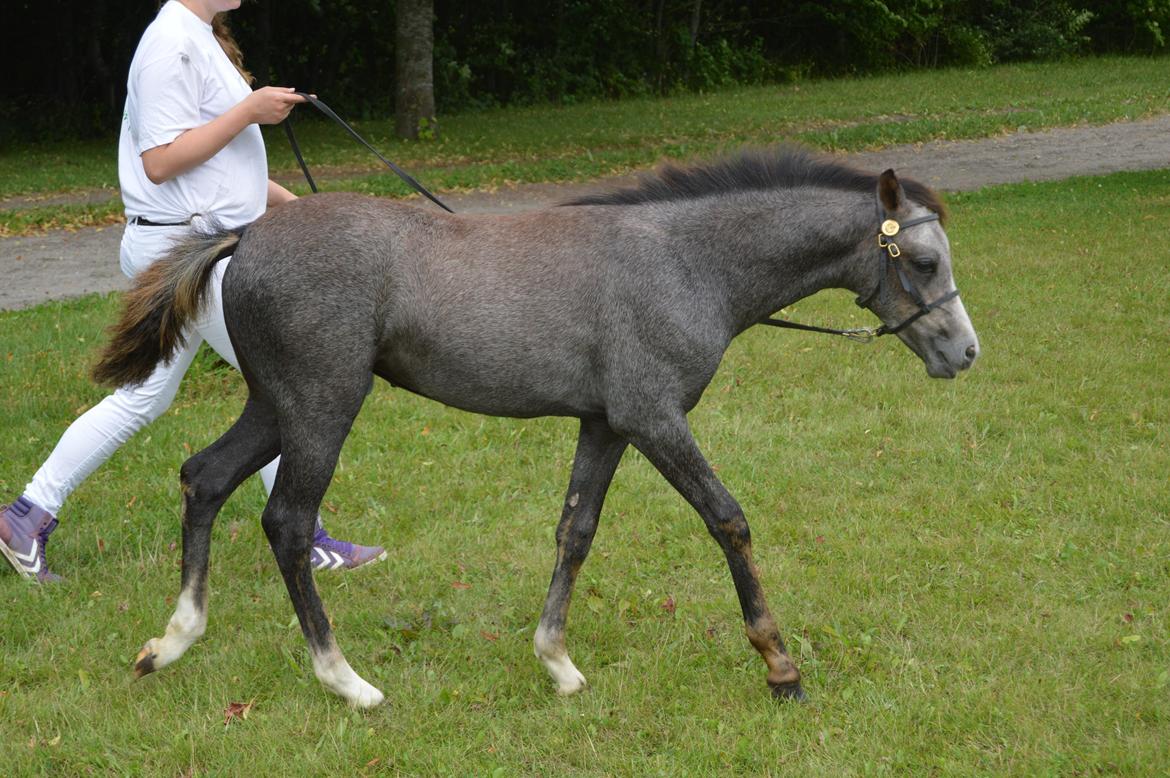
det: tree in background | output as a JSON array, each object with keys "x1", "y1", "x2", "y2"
[{"x1": 395, "y1": 0, "x2": 438, "y2": 140}]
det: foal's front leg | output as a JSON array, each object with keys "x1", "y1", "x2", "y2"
[
  {"x1": 627, "y1": 415, "x2": 805, "y2": 701},
  {"x1": 535, "y1": 418, "x2": 627, "y2": 694}
]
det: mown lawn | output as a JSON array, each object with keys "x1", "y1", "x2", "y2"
[
  {"x1": 2, "y1": 54, "x2": 1169, "y2": 235},
  {"x1": 1, "y1": 169, "x2": 1167, "y2": 775}
]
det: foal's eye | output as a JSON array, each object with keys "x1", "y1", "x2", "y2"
[{"x1": 911, "y1": 257, "x2": 938, "y2": 274}]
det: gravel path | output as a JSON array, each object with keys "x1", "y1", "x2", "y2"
[{"x1": 3, "y1": 115, "x2": 1168, "y2": 312}]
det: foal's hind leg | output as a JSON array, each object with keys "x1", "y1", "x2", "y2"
[
  {"x1": 535, "y1": 418, "x2": 627, "y2": 694},
  {"x1": 625, "y1": 414, "x2": 805, "y2": 701},
  {"x1": 262, "y1": 394, "x2": 383, "y2": 708},
  {"x1": 134, "y1": 398, "x2": 280, "y2": 677}
]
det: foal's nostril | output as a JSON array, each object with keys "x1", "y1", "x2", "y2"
[{"x1": 964, "y1": 344, "x2": 978, "y2": 361}]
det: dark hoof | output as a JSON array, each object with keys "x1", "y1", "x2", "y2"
[
  {"x1": 769, "y1": 681, "x2": 808, "y2": 703},
  {"x1": 133, "y1": 647, "x2": 157, "y2": 678}
]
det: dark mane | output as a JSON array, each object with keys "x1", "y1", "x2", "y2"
[{"x1": 561, "y1": 145, "x2": 947, "y2": 221}]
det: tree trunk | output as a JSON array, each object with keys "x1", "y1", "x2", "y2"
[
  {"x1": 87, "y1": 0, "x2": 116, "y2": 115},
  {"x1": 395, "y1": 0, "x2": 437, "y2": 140},
  {"x1": 689, "y1": 0, "x2": 702, "y2": 49},
  {"x1": 654, "y1": 0, "x2": 667, "y2": 93}
]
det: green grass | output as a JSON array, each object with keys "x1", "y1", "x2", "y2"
[
  {"x1": 2, "y1": 54, "x2": 1168, "y2": 218},
  {"x1": 1, "y1": 170, "x2": 1169, "y2": 775}
]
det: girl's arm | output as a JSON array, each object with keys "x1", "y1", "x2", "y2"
[{"x1": 141, "y1": 87, "x2": 304, "y2": 185}]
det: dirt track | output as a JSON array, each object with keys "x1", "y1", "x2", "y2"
[{"x1": 2, "y1": 115, "x2": 1168, "y2": 312}]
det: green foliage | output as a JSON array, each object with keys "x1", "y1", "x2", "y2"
[
  {"x1": 1083, "y1": 0, "x2": 1170, "y2": 51},
  {"x1": 5, "y1": 1, "x2": 1170, "y2": 141},
  {"x1": 969, "y1": 0, "x2": 1095, "y2": 62},
  {"x1": 416, "y1": 116, "x2": 437, "y2": 142}
]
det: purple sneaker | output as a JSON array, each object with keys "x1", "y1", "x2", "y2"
[
  {"x1": 310, "y1": 527, "x2": 386, "y2": 572},
  {"x1": 0, "y1": 497, "x2": 62, "y2": 583}
]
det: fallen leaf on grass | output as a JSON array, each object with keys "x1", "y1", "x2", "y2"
[
  {"x1": 480, "y1": 630, "x2": 499, "y2": 642},
  {"x1": 223, "y1": 700, "x2": 254, "y2": 726},
  {"x1": 661, "y1": 596, "x2": 676, "y2": 615},
  {"x1": 452, "y1": 581, "x2": 471, "y2": 590}
]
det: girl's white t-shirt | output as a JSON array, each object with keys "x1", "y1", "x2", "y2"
[{"x1": 118, "y1": 1, "x2": 267, "y2": 230}]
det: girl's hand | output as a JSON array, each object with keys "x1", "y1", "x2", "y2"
[
  {"x1": 244, "y1": 87, "x2": 305, "y2": 125},
  {"x1": 140, "y1": 88, "x2": 310, "y2": 185}
]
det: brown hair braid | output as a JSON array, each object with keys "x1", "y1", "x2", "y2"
[{"x1": 212, "y1": 12, "x2": 254, "y2": 85}]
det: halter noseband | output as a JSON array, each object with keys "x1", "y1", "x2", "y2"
[{"x1": 760, "y1": 202, "x2": 961, "y2": 342}]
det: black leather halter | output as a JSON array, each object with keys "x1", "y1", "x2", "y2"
[{"x1": 760, "y1": 204, "x2": 961, "y2": 342}]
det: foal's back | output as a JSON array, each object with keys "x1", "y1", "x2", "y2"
[{"x1": 224, "y1": 193, "x2": 669, "y2": 419}]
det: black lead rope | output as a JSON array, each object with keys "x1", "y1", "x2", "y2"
[
  {"x1": 757, "y1": 316, "x2": 882, "y2": 343},
  {"x1": 282, "y1": 92, "x2": 455, "y2": 214},
  {"x1": 760, "y1": 208, "x2": 959, "y2": 342}
]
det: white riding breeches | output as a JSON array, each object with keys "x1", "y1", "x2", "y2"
[{"x1": 23, "y1": 222, "x2": 282, "y2": 516}]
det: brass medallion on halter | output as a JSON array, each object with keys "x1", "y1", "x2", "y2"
[{"x1": 880, "y1": 219, "x2": 900, "y2": 236}]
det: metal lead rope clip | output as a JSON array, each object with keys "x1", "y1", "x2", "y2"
[{"x1": 840, "y1": 327, "x2": 879, "y2": 344}]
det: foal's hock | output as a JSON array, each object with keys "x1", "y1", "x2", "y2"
[{"x1": 95, "y1": 147, "x2": 979, "y2": 707}]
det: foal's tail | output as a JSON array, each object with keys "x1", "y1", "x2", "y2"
[{"x1": 92, "y1": 225, "x2": 245, "y2": 387}]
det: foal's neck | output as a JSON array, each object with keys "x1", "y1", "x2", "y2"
[{"x1": 671, "y1": 188, "x2": 878, "y2": 334}]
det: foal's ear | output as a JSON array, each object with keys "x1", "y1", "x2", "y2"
[{"x1": 877, "y1": 169, "x2": 904, "y2": 213}]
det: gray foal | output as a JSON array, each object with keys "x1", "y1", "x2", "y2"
[{"x1": 94, "y1": 147, "x2": 978, "y2": 707}]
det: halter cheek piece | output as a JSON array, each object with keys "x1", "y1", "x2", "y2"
[{"x1": 760, "y1": 204, "x2": 961, "y2": 342}]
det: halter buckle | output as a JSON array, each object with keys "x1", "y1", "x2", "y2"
[{"x1": 878, "y1": 234, "x2": 901, "y2": 258}]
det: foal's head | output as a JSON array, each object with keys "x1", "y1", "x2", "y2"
[{"x1": 861, "y1": 169, "x2": 979, "y2": 379}]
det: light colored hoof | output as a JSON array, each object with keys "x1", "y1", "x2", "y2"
[
  {"x1": 313, "y1": 650, "x2": 385, "y2": 708},
  {"x1": 534, "y1": 625, "x2": 588, "y2": 696},
  {"x1": 555, "y1": 668, "x2": 587, "y2": 696},
  {"x1": 325, "y1": 674, "x2": 385, "y2": 708},
  {"x1": 539, "y1": 650, "x2": 588, "y2": 695},
  {"x1": 349, "y1": 681, "x2": 386, "y2": 709},
  {"x1": 135, "y1": 592, "x2": 206, "y2": 678}
]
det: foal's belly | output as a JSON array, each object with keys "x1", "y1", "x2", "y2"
[{"x1": 373, "y1": 339, "x2": 604, "y2": 420}]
